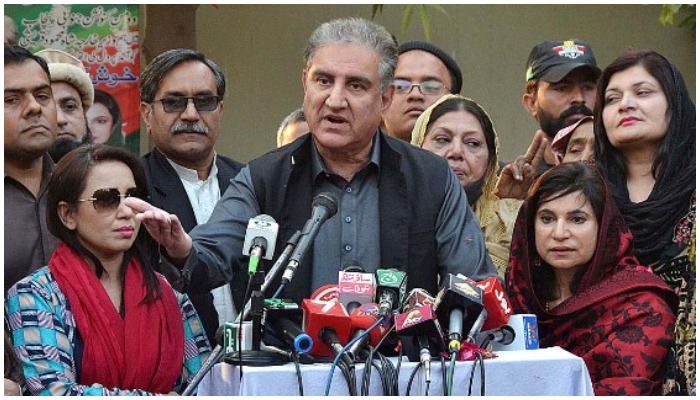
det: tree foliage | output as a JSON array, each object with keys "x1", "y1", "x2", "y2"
[
  {"x1": 372, "y1": 4, "x2": 447, "y2": 40},
  {"x1": 660, "y1": 4, "x2": 695, "y2": 30}
]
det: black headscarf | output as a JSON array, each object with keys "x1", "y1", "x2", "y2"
[{"x1": 595, "y1": 50, "x2": 696, "y2": 265}]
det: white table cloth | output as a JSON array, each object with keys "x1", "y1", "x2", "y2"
[{"x1": 198, "y1": 346, "x2": 594, "y2": 396}]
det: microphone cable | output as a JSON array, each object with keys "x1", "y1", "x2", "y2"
[
  {"x1": 289, "y1": 350, "x2": 304, "y2": 396},
  {"x1": 236, "y1": 275, "x2": 255, "y2": 385},
  {"x1": 324, "y1": 317, "x2": 385, "y2": 396},
  {"x1": 406, "y1": 363, "x2": 422, "y2": 396},
  {"x1": 468, "y1": 351, "x2": 486, "y2": 396},
  {"x1": 440, "y1": 352, "x2": 448, "y2": 396},
  {"x1": 446, "y1": 351, "x2": 457, "y2": 396}
]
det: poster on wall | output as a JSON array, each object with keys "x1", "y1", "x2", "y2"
[{"x1": 5, "y1": 4, "x2": 141, "y2": 154}]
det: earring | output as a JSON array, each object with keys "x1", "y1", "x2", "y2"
[{"x1": 534, "y1": 256, "x2": 541, "y2": 267}]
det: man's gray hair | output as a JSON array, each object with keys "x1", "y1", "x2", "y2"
[
  {"x1": 140, "y1": 48, "x2": 225, "y2": 103},
  {"x1": 304, "y1": 18, "x2": 398, "y2": 94}
]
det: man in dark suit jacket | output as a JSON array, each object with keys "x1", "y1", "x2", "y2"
[{"x1": 139, "y1": 48, "x2": 244, "y2": 345}]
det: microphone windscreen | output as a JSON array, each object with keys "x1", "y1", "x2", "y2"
[
  {"x1": 313, "y1": 192, "x2": 338, "y2": 217},
  {"x1": 349, "y1": 303, "x2": 387, "y2": 346},
  {"x1": 311, "y1": 284, "x2": 339, "y2": 302}
]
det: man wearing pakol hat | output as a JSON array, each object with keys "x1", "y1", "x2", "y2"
[
  {"x1": 35, "y1": 48, "x2": 94, "y2": 162},
  {"x1": 495, "y1": 39, "x2": 601, "y2": 199},
  {"x1": 383, "y1": 40, "x2": 462, "y2": 142}
]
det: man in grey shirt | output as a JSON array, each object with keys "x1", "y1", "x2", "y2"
[{"x1": 127, "y1": 18, "x2": 496, "y2": 309}]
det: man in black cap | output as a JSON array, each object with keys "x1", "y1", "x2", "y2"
[
  {"x1": 383, "y1": 40, "x2": 462, "y2": 142},
  {"x1": 496, "y1": 39, "x2": 601, "y2": 199},
  {"x1": 521, "y1": 39, "x2": 601, "y2": 166}
]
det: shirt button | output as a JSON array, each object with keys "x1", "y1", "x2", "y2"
[
  {"x1": 344, "y1": 216, "x2": 352, "y2": 223},
  {"x1": 346, "y1": 187, "x2": 352, "y2": 193},
  {"x1": 344, "y1": 245, "x2": 352, "y2": 252}
]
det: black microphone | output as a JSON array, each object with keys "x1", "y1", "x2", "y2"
[
  {"x1": 280, "y1": 192, "x2": 338, "y2": 286},
  {"x1": 269, "y1": 316, "x2": 314, "y2": 354},
  {"x1": 435, "y1": 274, "x2": 484, "y2": 354},
  {"x1": 182, "y1": 325, "x2": 225, "y2": 396},
  {"x1": 484, "y1": 325, "x2": 515, "y2": 346},
  {"x1": 375, "y1": 268, "x2": 407, "y2": 318}
]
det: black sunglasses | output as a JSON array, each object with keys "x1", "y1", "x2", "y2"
[
  {"x1": 154, "y1": 95, "x2": 221, "y2": 113},
  {"x1": 78, "y1": 187, "x2": 140, "y2": 213}
]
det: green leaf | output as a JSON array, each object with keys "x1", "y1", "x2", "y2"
[
  {"x1": 372, "y1": 4, "x2": 383, "y2": 19},
  {"x1": 420, "y1": 5, "x2": 431, "y2": 40},
  {"x1": 401, "y1": 5, "x2": 415, "y2": 34},
  {"x1": 430, "y1": 4, "x2": 447, "y2": 16}
]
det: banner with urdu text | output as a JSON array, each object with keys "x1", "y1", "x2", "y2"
[{"x1": 5, "y1": 4, "x2": 140, "y2": 154}]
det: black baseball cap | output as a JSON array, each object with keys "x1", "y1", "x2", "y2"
[{"x1": 525, "y1": 39, "x2": 601, "y2": 83}]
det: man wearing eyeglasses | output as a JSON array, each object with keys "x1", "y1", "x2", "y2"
[
  {"x1": 4, "y1": 45, "x2": 59, "y2": 292},
  {"x1": 139, "y1": 48, "x2": 244, "y2": 346},
  {"x1": 382, "y1": 41, "x2": 463, "y2": 143}
]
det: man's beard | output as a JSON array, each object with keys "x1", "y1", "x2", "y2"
[{"x1": 537, "y1": 104, "x2": 593, "y2": 138}]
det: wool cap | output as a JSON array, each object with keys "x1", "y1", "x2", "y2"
[
  {"x1": 399, "y1": 40, "x2": 462, "y2": 94},
  {"x1": 35, "y1": 48, "x2": 94, "y2": 108}
]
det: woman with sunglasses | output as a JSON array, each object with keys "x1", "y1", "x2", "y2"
[{"x1": 5, "y1": 145, "x2": 211, "y2": 395}]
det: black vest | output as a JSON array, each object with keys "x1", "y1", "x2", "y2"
[{"x1": 244, "y1": 132, "x2": 449, "y2": 304}]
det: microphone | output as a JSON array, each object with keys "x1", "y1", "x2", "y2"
[
  {"x1": 345, "y1": 303, "x2": 388, "y2": 360},
  {"x1": 486, "y1": 314, "x2": 540, "y2": 351},
  {"x1": 234, "y1": 231, "x2": 302, "y2": 324},
  {"x1": 268, "y1": 316, "x2": 314, "y2": 354},
  {"x1": 242, "y1": 214, "x2": 279, "y2": 275},
  {"x1": 375, "y1": 268, "x2": 407, "y2": 318},
  {"x1": 435, "y1": 274, "x2": 484, "y2": 354},
  {"x1": 311, "y1": 284, "x2": 339, "y2": 302},
  {"x1": 338, "y1": 267, "x2": 376, "y2": 315},
  {"x1": 483, "y1": 325, "x2": 515, "y2": 345},
  {"x1": 281, "y1": 193, "x2": 338, "y2": 286},
  {"x1": 302, "y1": 299, "x2": 351, "y2": 359},
  {"x1": 474, "y1": 277, "x2": 512, "y2": 331},
  {"x1": 395, "y1": 289, "x2": 444, "y2": 384},
  {"x1": 182, "y1": 325, "x2": 225, "y2": 396}
]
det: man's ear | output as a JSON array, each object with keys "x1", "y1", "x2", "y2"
[
  {"x1": 381, "y1": 84, "x2": 395, "y2": 115},
  {"x1": 139, "y1": 102, "x2": 153, "y2": 133},
  {"x1": 522, "y1": 92, "x2": 537, "y2": 118},
  {"x1": 58, "y1": 202, "x2": 77, "y2": 230},
  {"x1": 302, "y1": 69, "x2": 308, "y2": 93}
]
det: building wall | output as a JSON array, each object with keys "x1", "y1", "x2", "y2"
[{"x1": 145, "y1": 5, "x2": 695, "y2": 162}]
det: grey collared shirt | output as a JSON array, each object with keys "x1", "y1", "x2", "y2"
[
  {"x1": 185, "y1": 132, "x2": 494, "y2": 294},
  {"x1": 308, "y1": 133, "x2": 381, "y2": 289}
]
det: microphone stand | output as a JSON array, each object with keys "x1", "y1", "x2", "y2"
[
  {"x1": 234, "y1": 230, "x2": 301, "y2": 324},
  {"x1": 225, "y1": 232, "x2": 301, "y2": 367}
]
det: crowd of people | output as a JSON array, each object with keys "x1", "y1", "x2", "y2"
[{"x1": 4, "y1": 15, "x2": 695, "y2": 397}]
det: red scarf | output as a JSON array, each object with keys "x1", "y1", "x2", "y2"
[
  {"x1": 506, "y1": 174, "x2": 677, "y2": 395},
  {"x1": 49, "y1": 242, "x2": 184, "y2": 394}
]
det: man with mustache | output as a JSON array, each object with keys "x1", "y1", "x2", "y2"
[
  {"x1": 139, "y1": 48, "x2": 244, "y2": 346},
  {"x1": 496, "y1": 39, "x2": 600, "y2": 199},
  {"x1": 4, "y1": 45, "x2": 59, "y2": 291},
  {"x1": 383, "y1": 40, "x2": 462, "y2": 142}
]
